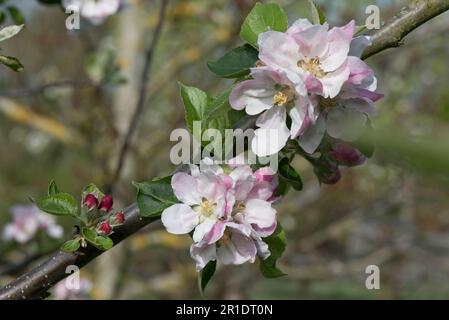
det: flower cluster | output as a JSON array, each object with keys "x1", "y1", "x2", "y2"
[
  {"x1": 161, "y1": 163, "x2": 278, "y2": 271},
  {"x1": 2, "y1": 205, "x2": 63, "y2": 244},
  {"x1": 63, "y1": 0, "x2": 121, "y2": 25},
  {"x1": 230, "y1": 19, "x2": 383, "y2": 157},
  {"x1": 82, "y1": 193, "x2": 125, "y2": 237}
]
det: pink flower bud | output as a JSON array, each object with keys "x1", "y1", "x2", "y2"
[
  {"x1": 99, "y1": 195, "x2": 113, "y2": 212},
  {"x1": 97, "y1": 221, "x2": 112, "y2": 236},
  {"x1": 111, "y1": 211, "x2": 125, "y2": 225},
  {"x1": 83, "y1": 194, "x2": 98, "y2": 210}
]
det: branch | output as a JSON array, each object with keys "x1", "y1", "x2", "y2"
[
  {"x1": 1, "y1": 0, "x2": 449, "y2": 300},
  {"x1": 110, "y1": 0, "x2": 168, "y2": 187},
  {"x1": 362, "y1": 0, "x2": 449, "y2": 59}
]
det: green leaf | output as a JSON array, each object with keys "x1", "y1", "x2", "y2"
[
  {"x1": 308, "y1": 0, "x2": 326, "y2": 25},
  {"x1": 83, "y1": 183, "x2": 105, "y2": 201},
  {"x1": 134, "y1": 176, "x2": 178, "y2": 218},
  {"x1": 278, "y1": 158, "x2": 303, "y2": 191},
  {"x1": 6, "y1": 6, "x2": 25, "y2": 25},
  {"x1": 240, "y1": 2, "x2": 288, "y2": 48},
  {"x1": 207, "y1": 44, "x2": 259, "y2": 79},
  {"x1": 48, "y1": 180, "x2": 60, "y2": 196},
  {"x1": 0, "y1": 55, "x2": 24, "y2": 72},
  {"x1": 61, "y1": 239, "x2": 80, "y2": 253},
  {"x1": 179, "y1": 83, "x2": 212, "y2": 134},
  {"x1": 259, "y1": 224, "x2": 287, "y2": 278},
  {"x1": 81, "y1": 228, "x2": 113, "y2": 251},
  {"x1": 199, "y1": 260, "x2": 216, "y2": 297},
  {"x1": 96, "y1": 236, "x2": 113, "y2": 250},
  {"x1": 0, "y1": 11, "x2": 6, "y2": 25},
  {"x1": 0, "y1": 24, "x2": 23, "y2": 42},
  {"x1": 36, "y1": 193, "x2": 79, "y2": 217}
]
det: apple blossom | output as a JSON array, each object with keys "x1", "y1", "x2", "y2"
[
  {"x1": 230, "y1": 67, "x2": 316, "y2": 156},
  {"x1": 3, "y1": 205, "x2": 63, "y2": 243},
  {"x1": 63, "y1": 0, "x2": 121, "y2": 25}
]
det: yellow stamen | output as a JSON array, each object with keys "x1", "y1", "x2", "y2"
[{"x1": 298, "y1": 57, "x2": 326, "y2": 78}]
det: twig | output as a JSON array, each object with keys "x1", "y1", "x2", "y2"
[
  {"x1": 110, "y1": 0, "x2": 168, "y2": 187},
  {"x1": 362, "y1": 0, "x2": 449, "y2": 59},
  {"x1": 0, "y1": 0, "x2": 448, "y2": 300}
]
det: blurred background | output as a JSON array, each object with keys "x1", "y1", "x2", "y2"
[{"x1": 1, "y1": 0, "x2": 449, "y2": 299}]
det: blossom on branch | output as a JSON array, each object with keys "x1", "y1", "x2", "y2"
[
  {"x1": 63, "y1": 0, "x2": 121, "y2": 25},
  {"x1": 161, "y1": 162, "x2": 279, "y2": 271}
]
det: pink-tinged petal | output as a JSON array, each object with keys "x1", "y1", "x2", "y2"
[
  {"x1": 349, "y1": 36, "x2": 372, "y2": 57},
  {"x1": 353, "y1": 88, "x2": 384, "y2": 102},
  {"x1": 46, "y1": 225, "x2": 64, "y2": 239},
  {"x1": 254, "y1": 167, "x2": 276, "y2": 182},
  {"x1": 258, "y1": 31, "x2": 301, "y2": 71},
  {"x1": 286, "y1": 18, "x2": 314, "y2": 35},
  {"x1": 193, "y1": 219, "x2": 217, "y2": 243},
  {"x1": 346, "y1": 56, "x2": 374, "y2": 86},
  {"x1": 320, "y1": 62, "x2": 350, "y2": 98},
  {"x1": 229, "y1": 79, "x2": 275, "y2": 115},
  {"x1": 216, "y1": 227, "x2": 257, "y2": 265},
  {"x1": 229, "y1": 166, "x2": 255, "y2": 201},
  {"x1": 305, "y1": 74, "x2": 323, "y2": 94},
  {"x1": 298, "y1": 114, "x2": 326, "y2": 154},
  {"x1": 244, "y1": 199, "x2": 276, "y2": 229},
  {"x1": 254, "y1": 237, "x2": 271, "y2": 260},
  {"x1": 161, "y1": 204, "x2": 199, "y2": 235},
  {"x1": 251, "y1": 108, "x2": 290, "y2": 156},
  {"x1": 171, "y1": 172, "x2": 201, "y2": 205},
  {"x1": 336, "y1": 20, "x2": 356, "y2": 41},
  {"x1": 326, "y1": 107, "x2": 367, "y2": 141},
  {"x1": 342, "y1": 97, "x2": 377, "y2": 115},
  {"x1": 204, "y1": 220, "x2": 227, "y2": 245},
  {"x1": 190, "y1": 242, "x2": 217, "y2": 272},
  {"x1": 292, "y1": 24, "x2": 329, "y2": 59},
  {"x1": 197, "y1": 173, "x2": 226, "y2": 202},
  {"x1": 290, "y1": 96, "x2": 317, "y2": 139},
  {"x1": 320, "y1": 23, "x2": 353, "y2": 72},
  {"x1": 253, "y1": 221, "x2": 277, "y2": 238}
]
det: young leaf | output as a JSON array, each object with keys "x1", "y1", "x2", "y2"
[
  {"x1": 308, "y1": 0, "x2": 326, "y2": 25},
  {"x1": 83, "y1": 183, "x2": 105, "y2": 201},
  {"x1": 259, "y1": 224, "x2": 287, "y2": 278},
  {"x1": 278, "y1": 158, "x2": 303, "y2": 191},
  {"x1": 61, "y1": 239, "x2": 81, "y2": 253},
  {"x1": 48, "y1": 180, "x2": 60, "y2": 196},
  {"x1": 0, "y1": 55, "x2": 24, "y2": 72},
  {"x1": 240, "y1": 3, "x2": 288, "y2": 48},
  {"x1": 199, "y1": 260, "x2": 217, "y2": 297},
  {"x1": 81, "y1": 228, "x2": 113, "y2": 251},
  {"x1": 36, "y1": 193, "x2": 79, "y2": 217},
  {"x1": 207, "y1": 44, "x2": 259, "y2": 79},
  {"x1": 179, "y1": 83, "x2": 212, "y2": 134},
  {"x1": 0, "y1": 24, "x2": 23, "y2": 42},
  {"x1": 134, "y1": 176, "x2": 178, "y2": 218}
]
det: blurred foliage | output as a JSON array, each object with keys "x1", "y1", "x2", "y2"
[{"x1": 1, "y1": 0, "x2": 449, "y2": 299}]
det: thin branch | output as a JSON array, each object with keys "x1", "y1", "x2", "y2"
[
  {"x1": 362, "y1": 0, "x2": 449, "y2": 59},
  {"x1": 110, "y1": 0, "x2": 168, "y2": 187},
  {"x1": 1, "y1": 0, "x2": 448, "y2": 300}
]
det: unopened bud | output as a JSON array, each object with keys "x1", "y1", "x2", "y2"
[
  {"x1": 99, "y1": 195, "x2": 113, "y2": 212},
  {"x1": 97, "y1": 221, "x2": 112, "y2": 236},
  {"x1": 111, "y1": 211, "x2": 125, "y2": 225},
  {"x1": 83, "y1": 194, "x2": 98, "y2": 210}
]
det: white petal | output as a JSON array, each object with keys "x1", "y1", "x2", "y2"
[
  {"x1": 171, "y1": 173, "x2": 201, "y2": 205},
  {"x1": 161, "y1": 204, "x2": 199, "y2": 235},
  {"x1": 298, "y1": 114, "x2": 326, "y2": 154},
  {"x1": 258, "y1": 31, "x2": 301, "y2": 70},
  {"x1": 190, "y1": 242, "x2": 217, "y2": 272},
  {"x1": 251, "y1": 108, "x2": 290, "y2": 157},
  {"x1": 193, "y1": 219, "x2": 216, "y2": 243},
  {"x1": 320, "y1": 63, "x2": 350, "y2": 98}
]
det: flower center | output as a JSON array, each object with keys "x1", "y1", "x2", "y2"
[
  {"x1": 320, "y1": 97, "x2": 337, "y2": 109},
  {"x1": 273, "y1": 86, "x2": 296, "y2": 107},
  {"x1": 298, "y1": 57, "x2": 326, "y2": 78},
  {"x1": 194, "y1": 199, "x2": 216, "y2": 222}
]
